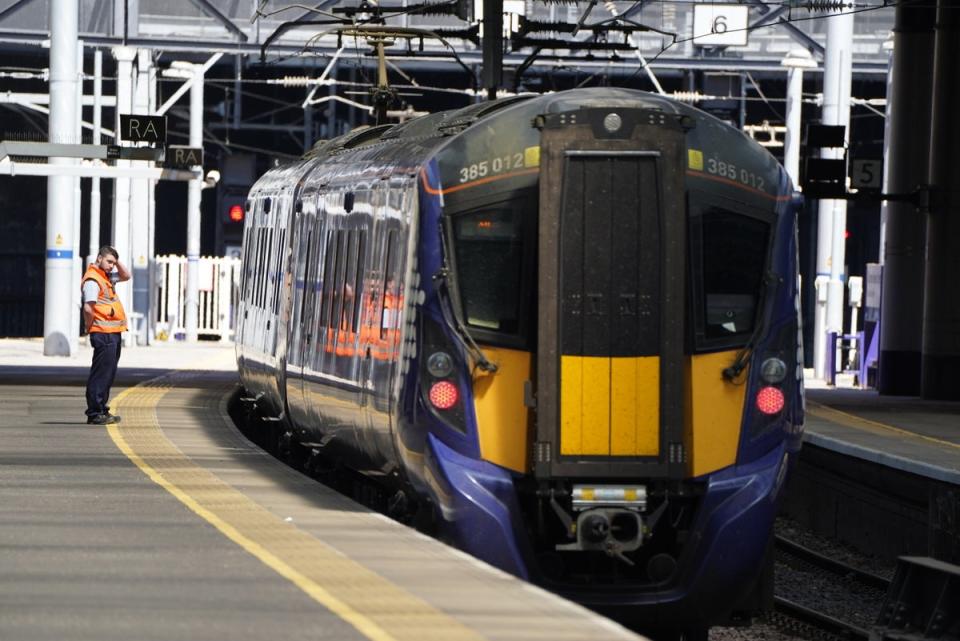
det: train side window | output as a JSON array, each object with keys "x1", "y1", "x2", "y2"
[
  {"x1": 264, "y1": 228, "x2": 275, "y2": 310},
  {"x1": 381, "y1": 230, "x2": 399, "y2": 339},
  {"x1": 691, "y1": 207, "x2": 771, "y2": 343},
  {"x1": 300, "y1": 229, "x2": 314, "y2": 327},
  {"x1": 260, "y1": 228, "x2": 270, "y2": 309},
  {"x1": 256, "y1": 227, "x2": 267, "y2": 309},
  {"x1": 319, "y1": 229, "x2": 337, "y2": 329},
  {"x1": 352, "y1": 230, "x2": 367, "y2": 332},
  {"x1": 240, "y1": 206, "x2": 256, "y2": 302},
  {"x1": 241, "y1": 213, "x2": 254, "y2": 301},
  {"x1": 330, "y1": 230, "x2": 348, "y2": 330},
  {"x1": 451, "y1": 207, "x2": 524, "y2": 334},
  {"x1": 341, "y1": 230, "x2": 360, "y2": 332},
  {"x1": 273, "y1": 227, "x2": 287, "y2": 315}
]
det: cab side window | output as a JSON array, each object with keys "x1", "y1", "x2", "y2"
[
  {"x1": 690, "y1": 204, "x2": 771, "y2": 348},
  {"x1": 451, "y1": 207, "x2": 525, "y2": 335}
]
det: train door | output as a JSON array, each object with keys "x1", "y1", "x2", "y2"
[
  {"x1": 246, "y1": 195, "x2": 272, "y2": 376},
  {"x1": 534, "y1": 108, "x2": 689, "y2": 479},
  {"x1": 275, "y1": 166, "x2": 318, "y2": 414},
  {"x1": 358, "y1": 179, "x2": 414, "y2": 471},
  {"x1": 263, "y1": 194, "x2": 287, "y2": 365},
  {"x1": 284, "y1": 189, "x2": 319, "y2": 429},
  {"x1": 235, "y1": 195, "x2": 257, "y2": 358}
]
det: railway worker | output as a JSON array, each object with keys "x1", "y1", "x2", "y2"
[{"x1": 81, "y1": 246, "x2": 131, "y2": 425}]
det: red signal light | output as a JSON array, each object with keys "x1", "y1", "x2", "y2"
[
  {"x1": 429, "y1": 381, "x2": 459, "y2": 410},
  {"x1": 756, "y1": 386, "x2": 785, "y2": 415},
  {"x1": 228, "y1": 204, "x2": 244, "y2": 222}
]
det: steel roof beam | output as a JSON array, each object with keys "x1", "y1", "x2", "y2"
[
  {"x1": 185, "y1": 0, "x2": 248, "y2": 41},
  {"x1": 741, "y1": 0, "x2": 825, "y2": 57},
  {"x1": 0, "y1": 0, "x2": 38, "y2": 25},
  {"x1": 0, "y1": 31, "x2": 883, "y2": 74}
]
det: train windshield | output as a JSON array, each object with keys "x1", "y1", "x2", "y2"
[
  {"x1": 693, "y1": 207, "x2": 771, "y2": 343},
  {"x1": 451, "y1": 207, "x2": 525, "y2": 335}
]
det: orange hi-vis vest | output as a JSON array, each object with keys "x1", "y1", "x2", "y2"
[{"x1": 82, "y1": 264, "x2": 127, "y2": 333}]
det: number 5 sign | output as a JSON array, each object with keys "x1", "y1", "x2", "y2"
[
  {"x1": 692, "y1": 4, "x2": 749, "y2": 47},
  {"x1": 852, "y1": 159, "x2": 883, "y2": 189}
]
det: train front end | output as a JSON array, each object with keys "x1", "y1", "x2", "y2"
[{"x1": 411, "y1": 89, "x2": 804, "y2": 629}]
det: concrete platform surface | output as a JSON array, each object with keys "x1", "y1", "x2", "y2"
[
  {"x1": 0, "y1": 341, "x2": 643, "y2": 641},
  {"x1": 0, "y1": 336, "x2": 237, "y2": 371},
  {"x1": 804, "y1": 385, "x2": 960, "y2": 485}
]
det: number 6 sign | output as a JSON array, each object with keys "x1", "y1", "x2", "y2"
[{"x1": 692, "y1": 5, "x2": 749, "y2": 47}]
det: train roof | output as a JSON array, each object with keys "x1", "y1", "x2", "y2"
[
  {"x1": 304, "y1": 88, "x2": 770, "y2": 152},
  {"x1": 263, "y1": 87, "x2": 788, "y2": 200},
  {"x1": 301, "y1": 88, "x2": 777, "y2": 165}
]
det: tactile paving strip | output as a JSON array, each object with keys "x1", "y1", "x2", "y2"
[{"x1": 111, "y1": 374, "x2": 485, "y2": 641}]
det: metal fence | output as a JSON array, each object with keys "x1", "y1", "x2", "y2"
[{"x1": 154, "y1": 255, "x2": 241, "y2": 342}]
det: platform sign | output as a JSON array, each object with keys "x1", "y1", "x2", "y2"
[
  {"x1": 852, "y1": 159, "x2": 883, "y2": 190},
  {"x1": 165, "y1": 145, "x2": 204, "y2": 168},
  {"x1": 692, "y1": 4, "x2": 749, "y2": 47},
  {"x1": 119, "y1": 114, "x2": 167, "y2": 144}
]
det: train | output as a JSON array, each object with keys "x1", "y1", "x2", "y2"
[{"x1": 235, "y1": 87, "x2": 805, "y2": 634}]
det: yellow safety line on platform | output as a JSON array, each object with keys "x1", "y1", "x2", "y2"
[
  {"x1": 807, "y1": 401, "x2": 960, "y2": 451},
  {"x1": 108, "y1": 379, "x2": 485, "y2": 641}
]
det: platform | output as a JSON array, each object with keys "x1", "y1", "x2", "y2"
[
  {"x1": 803, "y1": 380, "x2": 960, "y2": 485},
  {"x1": 783, "y1": 376, "x2": 960, "y2": 563},
  {"x1": 0, "y1": 339, "x2": 641, "y2": 641}
]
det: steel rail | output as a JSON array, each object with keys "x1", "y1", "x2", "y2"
[
  {"x1": 774, "y1": 535, "x2": 892, "y2": 592},
  {"x1": 772, "y1": 596, "x2": 872, "y2": 641}
]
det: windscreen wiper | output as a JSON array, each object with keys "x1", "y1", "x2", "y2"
[
  {"x1": 432, "y1": 267, "x2": 498, "y2": 374},
  {"x1": 722, "y1": 270, "x2": 782, "y2": 382}
]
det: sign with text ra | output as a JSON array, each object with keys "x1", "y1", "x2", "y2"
[
  {"x1": 119, "y1": 114, "x2": 167, "y2": 143},
  {"x1": 165, "y1": 145, "x2": 204, "y2": 168}
]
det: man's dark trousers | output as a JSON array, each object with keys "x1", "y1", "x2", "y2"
[{"x1": 86, "y1": 332, "x2": 122, "y2": 418}]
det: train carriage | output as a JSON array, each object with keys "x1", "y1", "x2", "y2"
[{"x1": 236, "y1": 87, "x2": 805, "y2": 631}]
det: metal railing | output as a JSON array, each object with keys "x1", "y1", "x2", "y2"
[{"x1": 153, "y1": 255, "x2": 241, "y2": 342}]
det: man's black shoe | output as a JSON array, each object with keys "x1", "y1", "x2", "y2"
[{"x1": 87, "y1": 413, "x2": 121, "y2": 425}]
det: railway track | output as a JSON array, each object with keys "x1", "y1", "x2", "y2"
[
  {"x1": 774, "y1": 535, "x2": 892, "y2": 592},
  {"x1": 770, "y1": 597, "x2": 871, "y2": 641},
  {"x1": 768, "y1": 535, "x2": 892, "y2": 641}
]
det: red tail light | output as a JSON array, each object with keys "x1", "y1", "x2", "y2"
[
  {"x1": 429, "y1": 381, "x2": 459, "y2": 410},
  {"x1": 756, "y1": 386, "x2": 785, "y2": 415}
]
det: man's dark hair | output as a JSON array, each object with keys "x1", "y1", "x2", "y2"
[{"x1": 98, "y1": 246, "x2": 119, "y2": 260}]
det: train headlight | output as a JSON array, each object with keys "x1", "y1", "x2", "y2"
[
  {"x1": 428, "y1": 381, "x2": 459, "y2": 410},
  {"x1": 427, "y1": 351, "x2": 454, "y2": 378},
  {"x1": 756, "y1": 386, "x2": 785, "y2": 415},
  {"x1": 759, "y1": 357, "x2": 787, "y2": 384},
  {"x1": 603, "y1": 112, "x2": 622, "y2": 133}
]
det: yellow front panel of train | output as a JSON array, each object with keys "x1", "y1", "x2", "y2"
[
  {"x1": 684, "y1": 350, "x2": 748, "y2": 477},
  {"x1": 560, "y1": 355, "x2": 660, "y2": 456},
  {"x1": 474, "y1": 347, "x2": 533, "y2": 473}
]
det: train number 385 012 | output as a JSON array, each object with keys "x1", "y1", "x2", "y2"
[
  {"x1": 458, "y1": 152, "x2": 526, "y2": 183},
  {"x1": 705, "y1": 157, "x2": 765, "y2": 191}
]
